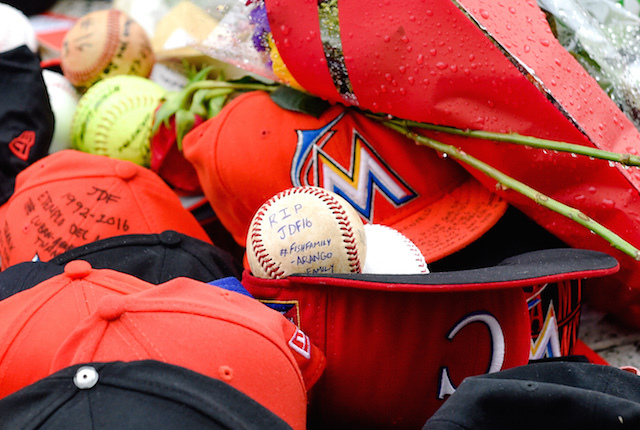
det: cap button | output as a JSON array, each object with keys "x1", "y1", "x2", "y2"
[
  {"x1": 159, "y1": 230, "x2": 182, "y2": 247},
  {"x1": 114, "y1": 162, "x2": 138, "y2": 181},
  {"x1": 74, "y1": 366, "x2": 99, "y2": 389},
  {"x1": 97, "y1": 294, "x2": 127, "y2": 321},
  {"x1": 64, "y1": 260, "x2": 92, "y2": 279}
]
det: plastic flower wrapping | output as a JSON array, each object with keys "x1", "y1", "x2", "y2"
[{"x1": 186, "y1": 0, "x2": 640, "y2": 325}]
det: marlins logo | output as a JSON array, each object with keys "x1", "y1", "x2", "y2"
[{"x1": 290, "y1": 112, "x2": 417, "y2": 221}]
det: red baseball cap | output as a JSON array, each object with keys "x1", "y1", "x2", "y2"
[
  {"x1": 50, "y1": 277, "x2": 326, "y2": 430},
  {"x1": 183, "y1": 90, "x2": 507, "y2": 263},
  {"x1": 241, "y1": 248, "x2": 619, "y2": 428},
  {"x1": 0, "y1": 260, "x2": 153, "y2": 398},
  {"x1": 0, "y1": 149, "x2": 212, "y2": 269}
]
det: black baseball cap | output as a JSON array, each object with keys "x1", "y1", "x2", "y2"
[
  {"x1": 0, "y1": 231, "x2": 243, "y2": 301},
  {"x1": 49, "y1": 230, "x2": 243, "y2": 284},
  {"x1": 0, "y1": 360, "x2": 293, "y2": 429},
  {"x1": 424, "y1": 360, "x2": 640, "y2": 429},
  {"x1": 0, "y1": 45, "x2": 54, "y2": 204}
]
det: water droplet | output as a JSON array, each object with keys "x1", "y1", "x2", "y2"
[
  {"x1": 385, "y1": 73, "x2": 393, "y2": 82},
  {"x1": 408, "y1": 76, "x2": 415, "y2": 84},
  {"x1": 480, "y1": 9, "x2": 490, "y2": 19},
  {"x1": 384, "y1": 35, "x2": 391, "y2": 42},
  {"x1": 540, "y1": 39, "x2": 550, "y2": 47},
  {"x1": 602, "y1": 199, "x2": 615, "y2": 209},
  {"x1": 588, "y1": 186, "x2": 597, "y2": 194},
  {"x1": 401, "y1": 35, "x2": 409, "y2": 43},
  {"x1": 436, "y1": 62, "x2": 448, "y2": 70},
  {"x1": 575, "y1": 194, "x2": 586, "y2": 202},
  {"x1": 280, "y1": 25, "x2": 291, "y2": 36},
  {"x1": 509, "y1": 7, "x2": 516, "y2": 14},
  {"x1": 430, "y1": 48, "x2": 437, "y2": 56},
  {"x1": 399, "y1": 66, "x2": 406, "y2": 74},
  {"x1": 524, "y1": 45, "x2": 530, "y2": 53},
  {"x1": 450, "y1": 65, "x2": 458, "y2": 72},
  {"x1": 469, "y1": 54, "x2": 475, "y2": 61},
  {"x1": 416, "y1": 54, "x2": 424, "y2": 64}
]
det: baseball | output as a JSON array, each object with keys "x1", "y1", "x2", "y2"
[
  {"x1": 247, "y1": 186, "x2": 367, "y2": 279},
  {"x1": 60, "y1": 8, "x2": 155, "y2": 90},
  {"x1": 70, "y1": 75, "x2": 166, "y2": 166},
  {"x1": 0, "y1": 3, "x2": 38, "y2": 54},
  {"x1": 42, "y1": 70, "x2": 81, "y2": 154},
  {"x1": 362, "y1": 224, "x2": 429, "y2": 274}
]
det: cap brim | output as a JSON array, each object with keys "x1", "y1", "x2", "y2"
[
  {"x1": 286, "y1": 248, "x2": 619, "y2": 292},
  {"x1": 391, "y1": 177, "x2": 508, "y2": 262}
]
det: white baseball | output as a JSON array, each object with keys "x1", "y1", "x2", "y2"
[
  {"x1": 362, "y1": 224, "x2": 429, "y2": 274},
  {"x1": 247, "y1": 186, "x2": 367, "y2": 279},
  {"x1": 0, "y1": 4, "x2": 38, "y2": 54},
  {"x1": 42, "y1": 70, "x2": 81, "y2": 154}
]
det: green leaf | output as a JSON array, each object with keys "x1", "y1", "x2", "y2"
[
  {"x1": 175, "y1": 109, "x2": 197, "y2": 151},
  {"x1": 207, "y1": 94, "x2": 229, "y2": 118},
  {"x1": 270, "y1": 86, "x2": 331, "y2": 118}
]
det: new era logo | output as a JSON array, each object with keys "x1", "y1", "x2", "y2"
[
  {"x1": 288, "y1": 327, "x2": 312, "y2": 360},
  {"x1": 9, "y1": 130, "x2": 36, "y2": 161}
]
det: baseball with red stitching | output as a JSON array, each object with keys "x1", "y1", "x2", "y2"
[
  {"x1": 60, "y1": 8, "x2": 155, "y2": 91},
  {"x1": 247, "y1": 186, "x2": 367, "y2": 279}
]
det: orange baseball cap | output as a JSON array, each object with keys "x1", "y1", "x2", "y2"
[
  {"x1": 51, "y1": 276, "x2": 326, "y2": 430},
  {"x1": 0, "y1": 260, "x2": 152, "y2": 398},
  {"x1": 183, "y1": 90, "x2": 507, "y2": 263},
  {"x1": 0, "y1": 149, "x2": 212, "y2": 269}
]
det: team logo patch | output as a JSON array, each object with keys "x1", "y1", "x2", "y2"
[
  {"x1": 260, "y1": 299, "x2": 301, "y2": 327},
  {"x1": 290, "y1": 112, "x2": 417, "y2": 221},
  {"x1": 526, "y1": 280, "x2": 581, "y2": 359}
]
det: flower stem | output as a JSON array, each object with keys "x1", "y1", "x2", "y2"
[
  {"x1": 382, "y1": 120, "x2": 640, "y2": 261},
  {"x1": 386, "y1": 118, "x2": 640, "y2": 167}
]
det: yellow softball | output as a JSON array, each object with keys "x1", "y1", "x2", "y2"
[{"x1": 70, "y1": 75, "x2": 166, "y2": 167}]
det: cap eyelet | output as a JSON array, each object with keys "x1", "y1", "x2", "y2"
[
  {"x1": 218, "y1": 365, "x2": 234, "y2": 381},
  {"x1": 73, "y1": 366, "x2": 99, "y2": 389}
]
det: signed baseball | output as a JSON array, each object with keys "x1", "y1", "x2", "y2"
[
  {"x1": 247, "y1": 186, "x2": 367, "y2": 279},
  {"x1": 362, "y1": 224, "x2": 429, "y2": 274},
  {"x1": 60, "y1": 8, "x2": 155, "y2": 90},
  {"x1": 70, "y1": 75, "x2": 166, "y2": 166}
]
